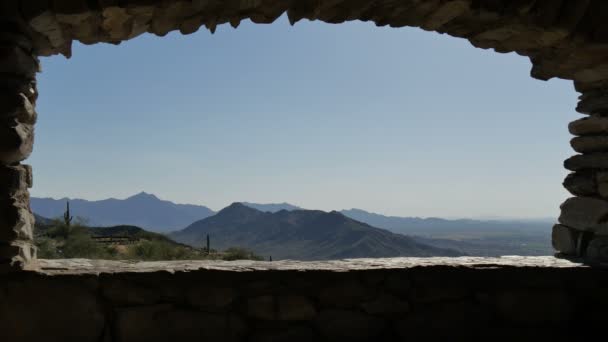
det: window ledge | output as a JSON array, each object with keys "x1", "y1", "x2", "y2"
[{"x1": 29, "y1": 256, "x2": 585, "y2": 275}]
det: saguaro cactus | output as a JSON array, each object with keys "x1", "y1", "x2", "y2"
[
  {"x1": 63, "y1": 201, "x2": 73, "y2": 227},
  {"x1": 206, "y1": 234, "x2": 210, "y2": 254}
]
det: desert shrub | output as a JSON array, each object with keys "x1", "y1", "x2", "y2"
[
  {"x1": 36, "y1": 237, "x2": 61, "y2": 259},
  {"x1": 222, "y1": 247, "x2": 263, "y2": 261},
  {"x1": 104, "y1": 245, "x2": 119, "y2": 258},
  {"x1": 62, "y1": 230, "x2": 108, "y2": 258},
  {"x1": 128, "y1": 240, "x2": 199, "y2": 261},
  {"x1": 35, "y1": 220, "x2": 113, "y2": 259},
  {"x1": 36, "y1": 219, "x2": 264, "y2": 261}
]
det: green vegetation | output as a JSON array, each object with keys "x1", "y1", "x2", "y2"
[
  {"x1": 36, "y1": 219, "x2": 115, "y2": 259},
  {"x1": 35, "y1": 218, "x2": 263, "y2": 261},
  {"x1": 222, "y1": 247, "x2": 264, "y2": 261},
  {"x1": 127, "y1": 240, "x2": 204, "y2": 261}
]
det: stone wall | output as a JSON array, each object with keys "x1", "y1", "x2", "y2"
[
  {"x1": 1, "y1": 257, "x2": 606, "y2": 341},
  {"x1": 0, "y1": 3, "x2": 39, "y2": 272},
  {"x1": 555, "y1": 87, "x2": 608, "y2": 263},
  {"x1": 2, "y1": 2, "x2": 608, "y2": 266},
  {"x1": 12, "y1": 0, "x2": 608, "y2": 89}
]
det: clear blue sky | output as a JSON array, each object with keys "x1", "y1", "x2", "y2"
[{"x1": 30, "y1": 15, "x2": 578, "y2": 219}]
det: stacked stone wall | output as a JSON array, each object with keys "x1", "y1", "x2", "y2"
[
  {"x1": 3, "y1": 1, "x2": 608, "y2": 267},
  {"x1": 0, "y1": 258, "x2": 605, "y2": 341},
  {"x1": 13, "y1": 0, "x2": 608, "y2": 87},
  {"x1": 0, "y1": 3, "x2": 38, "y2": 272},
  {"x1": 555, "y1": 87, "x2": 608, "y2": 263}
]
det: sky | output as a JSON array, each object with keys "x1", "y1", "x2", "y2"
[{"x1": 30, "y1": 15, "x2": 579, "y2": 219}]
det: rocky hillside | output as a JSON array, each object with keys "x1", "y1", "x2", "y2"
[{"x1": 171, "y1": 203, "x2": 462, "y2": 260}]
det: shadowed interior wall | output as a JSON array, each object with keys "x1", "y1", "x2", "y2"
[
  {"x1": 1, "y1": 258, "x2": 606, "y2": 342},
  {"x1": 2, "y1": 2, "x2": 608, "y2": 266}
]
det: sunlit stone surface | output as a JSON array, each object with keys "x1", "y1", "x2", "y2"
[{"x1": 35, "y1": 256, "x2": 585, "y2": 274}]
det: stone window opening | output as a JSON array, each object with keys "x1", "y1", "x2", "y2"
[
  {"x1": 3, "y1": 2, "x2": 608, "y2": 341},
  {"x1": 2, "y1": 1, "x2": 608, "y2": 272}
]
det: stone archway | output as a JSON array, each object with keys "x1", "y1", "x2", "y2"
[{"x1": 2, "y1": 0, "x2": 608, "y2": 271}]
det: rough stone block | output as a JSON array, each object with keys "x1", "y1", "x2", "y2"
[
  {"x1": 361, "y1": 294, "x2": 410, "y2": 315},
  {"x1": 148, "y1": 2, "x2": 195, "y2": 36},
  {"x1": 0, "y1": 121, "x2": 35, "y2": 164},
  {"x1": 102, "y1": 6, "x2": 133, "y2": 41},
  {"x1": 56, "y1": 10, "x2": 94, "y2": 28},
  {"x1": 569, "y1": 116, "x2": 608, "y2": 136},
  {"x1": 57, "y1": 9, "x2": 103, "y2": 44},
  {"x1": 179, "y1": 15, "x2": 203, "y2": 35},
  {"x1": 563, "y1": 171, "x2": 597, "y2": 196},
  {"x1": 276, "y1": 295, "x2": 317, "y2": 321},
  {"x1": 556, "y1": 1, "x2": 591, "y2": 31},
  {"x1": 558, "y1": 197, "x2": 608, "y2": 234},
  {"x1": 247, "y1": 295, "x2": 274, "y2": 320},
  {"x1": 577, "y1": 90, "x2": 608, "y2": 115},
  {"x1": 115, "y1": 305, "x2": 246, "y2": 342},
  {"x1": 0, "y1": 45, "x2": 39, "y2": 77},
  {"x1": 383, "y1": 272, "x2": 411, "y2": 296},
  {"x1": 0, "y1": 203, "x2": 34, "y2": 241},
  {"x1": 586, "y1": 236, "x2": 608, "y2": 263},
  {"x1": 564, "y1": 153, "x2": 608, "y2": 171},
  {"x1": 0, "y1": 240, "x2": 34, "y2": 259},
  {"x1": 0, "y1": 277, "x2": 105, "y2": 340},
  {"x1": 187, "y1": 286, "x2": 237, "y2": 311},
  {"x1": 318, "y1": 279, "x2": 372, "y2": 308},
  {"x1": 572, "y1": 136, "x2": 608, "y2": 153},
  {"x1": 53, "y1": 0, "x2": 90, "y2": 14},
  {"x1": 247, "y1": 295, "x2": 316, "y2": 321},
  {"x1": 250, "y1": 326, "x2": 317, "y2": 342},
  {"x1": 0, "y1": 240, "x2": 36, "y2": 271},
  {"x1": 410, "y1": 270, "x2": 471, "y2": 302},
  {"x1": 315, "y1": 310, "x2": 385, "y2": 341},
  {"x1": 394, "y1": 300, "x2": 488, "y2": 338},
  {"x1": 0, "y1": 32, "x2": 34, "y2": 53},
  {"x1": 20, "y1": 0, "x2": 52, "y2": 22},
  {"x1": 494, "y1": 290, "x2": 573, "y2": 324},
  {"x1": 126, "y1": 6, "x2": 156, "y2": 39},
  {"x1": 0, "y1": 164, "x2": 33, "y2": 193},
  {"x1": 27, "y1": 9, "x2": 69, "y2": 55},
  {"x1": 0, "y1": 76, "x2": 38, "y2": 103},
  {"x1": 597, "y1": 171, "x2": 608, "y2": 197},
  {"x1": 101, "y1": 278, "x2": 162, "y2": 305},
  {"x1": 552, "y1": 224, "x2": 580, "y2": 255},
  {"x1": 15, "y1": 93, "x2": 37, "y2": 124}
]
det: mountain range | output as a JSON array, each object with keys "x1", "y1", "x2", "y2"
[
  {"x1": 170, "y1": 203, "x2": 461, "y2": 260},
  {"x1": 30, "y1": 193, "x2": 554, "y2": 256},
  {"x1": 339, "y1": 208, "x2": 550, "y2": 238},
  {"x1": 31, "y1": 192, "x2": 215, "y2": 232},
  {"x1": 31, "y1": 193, "x2": 550, "y2": 236}
]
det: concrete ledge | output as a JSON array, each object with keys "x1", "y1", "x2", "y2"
[
  {"x1": 2, "y1": 256, "x2": 606, "y2": 341},
  {"x1": 32, "y1": 256, "x2": 586, "y2": 275}
]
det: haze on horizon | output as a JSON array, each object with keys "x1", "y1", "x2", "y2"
[{"x1": 30, "y1": 15, "x2": 577, "y2": 220}]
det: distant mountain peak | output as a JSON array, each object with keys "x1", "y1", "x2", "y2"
[
  {"x1": 217, "y1": 202, "x2": 262, "y2": 216},
  {"x1": 128, "y1": 192, "x2": 159, "y2": 200},
  {"x1": 225, "y1": 202, "x2": 251, "y2": 209},
  {"x1": 242, "y1": 202, "x2": 301, "y2": 213}
]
